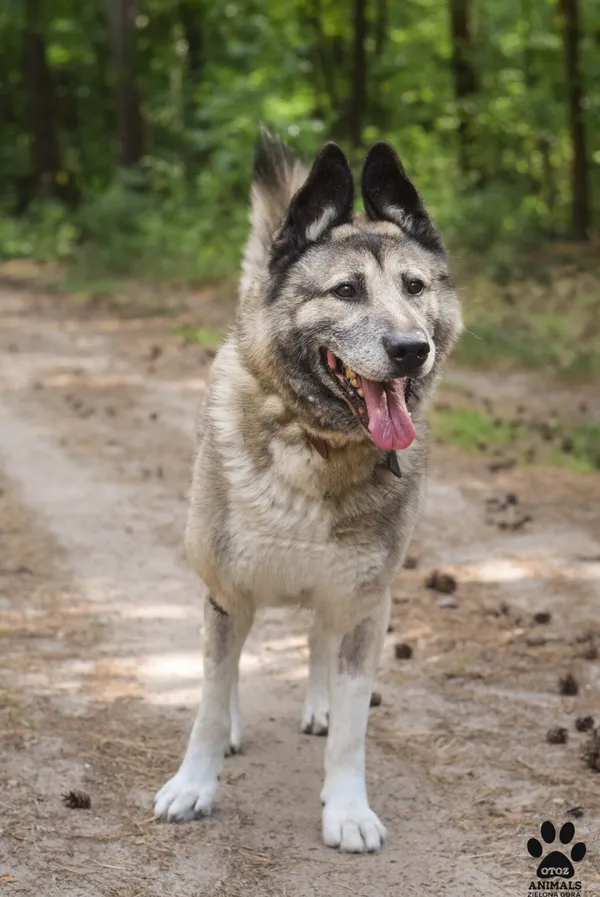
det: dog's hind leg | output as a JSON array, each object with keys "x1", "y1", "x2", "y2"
[
  {"x1": 154, "y1": 594, "x2": 253, "y2": 821},
  {"x1": 227, "y1": 671, "x2": 242, "y2": 754},
  {"x1": 320, "y1": 592, "x2": 390, "y2": 853},
  {"x1": 301, "y1": 618, "x2": 329, "y2": 735}
]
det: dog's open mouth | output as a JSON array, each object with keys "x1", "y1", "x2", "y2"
[{"x1": 323, "y1": 350, "x2": 416, "y2": 451}]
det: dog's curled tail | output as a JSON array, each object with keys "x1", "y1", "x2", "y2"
[{"x1": 241, "y1": 126, "x2": 308, "y2": 291}]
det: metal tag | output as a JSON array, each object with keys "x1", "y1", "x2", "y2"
[{"x1": 386, "y1": 452, "x2": 402, "y2": 478}]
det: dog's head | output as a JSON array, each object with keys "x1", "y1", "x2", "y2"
[{"x1": 237, "y1": 133, "x2": 462, "y2": 451}]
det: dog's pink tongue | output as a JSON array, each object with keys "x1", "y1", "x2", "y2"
[{"x1": 360, "y1": 377, "x2": 416, "y2": 451}]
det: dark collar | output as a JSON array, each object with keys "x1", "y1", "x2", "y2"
[{"x1": 306, "y1": 433, "x2": 402, "y2": 478}]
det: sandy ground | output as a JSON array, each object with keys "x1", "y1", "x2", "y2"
[{"x1": 0, "y1": 277, "x2": 599, "y2": 897}]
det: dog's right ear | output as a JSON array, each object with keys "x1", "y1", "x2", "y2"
[{"x1": 272, "y1": 143, "x2": 354, "y2": 264}]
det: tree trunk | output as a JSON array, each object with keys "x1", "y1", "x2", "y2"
[
  {"x1": 374, "y1": 0, "x2": 387, "y2": 58},
  {"x1": 111, "y1": 0, "x2": 144, "y2": 167},
  {"x1": 177, "y1": 2, "x2": 206, "y2": 176},
  {"x1": 349, "y1": 0, "x2": 367, "y2": 149},
  {"x1": 540, "y1": 136, "x2": 557, "y2": 236},
  {"x1": 179, "y1": 1, "x2": 203, "y2": 131},
  {"x1": 179, "y1": 1, "x2": 204, "y2": 85},
  {"x1": 448, "y1": 0, "x2": 478, "y2": 179},
  {"x1": 23, "y1": 0, "x2": 62, "y2": 197},
  {"x1": 558, "y1": 0, "x2": 590, "y2": 240},
  {"x1": 305, "y1": 0, "x2": 340, "y2": 113}
]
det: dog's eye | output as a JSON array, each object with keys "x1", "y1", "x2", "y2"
[
  {"x1": 333, "y1": 283, "x2": 357, "y2": 299},
  {"x1": 406, "y1": 278, "x2": 425, "y2": 296}
]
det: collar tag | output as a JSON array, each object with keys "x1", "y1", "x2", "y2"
[
  {"x1": 307, "y1": 435, "x2": 329, "y2": 459},
  {"x1": 386, "y1": 451, "x2": 402, "y2": 478}
]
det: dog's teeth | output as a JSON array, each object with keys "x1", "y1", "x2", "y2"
[
  {"x1": 350, "y1": 378, "x2": 359, "y2": 388},
  {"x1": 357, "y1": 388, "x2": 364, "y2": 398}
]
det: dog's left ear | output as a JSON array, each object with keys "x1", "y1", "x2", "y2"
[
  {"x1": 273, "y1": 143, "x2": 353, "y2": 263},
  {"x1": 361, "y1": 142, "x2": 441, "y2": 251}
]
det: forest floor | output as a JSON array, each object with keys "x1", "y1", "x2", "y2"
[{"x1": 1, "y1": 268, "x2": 599, "y2": 897}]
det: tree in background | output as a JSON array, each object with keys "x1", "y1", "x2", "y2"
[
  {"x1": 21, "y1": 0, "x2": 78, "y2": 206},
  {"x1": 110, "y1": 0, "x2": 144, "y2": 166},
  {"x1": 558, "y1": 0, "x2": 590, "y2": 240},
  {"x1": 0, "y1": 0, "x2": 596, "y2": 278},
  {"x1": 448, "y1": 0, "x2": 479, "y2": 182},
  {"x1": 349, "y1": 0, "x2": 367, "y2": 148}
]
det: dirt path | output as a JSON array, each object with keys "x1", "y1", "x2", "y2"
[{"x1": 1, "y1": 281, "x2": 599, "y2": 896}]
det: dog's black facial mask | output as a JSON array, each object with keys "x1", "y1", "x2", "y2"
[
  {"x1": 271, "y1": 143, "x2": 354, "y2": 269},
  {"x1": 362, "y1": 142, "x2": 442, "y2": 253}
]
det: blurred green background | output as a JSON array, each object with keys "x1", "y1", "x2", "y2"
[
  {"x1": 1, "y1": 0, "x2": 598, "y2": 275},
  {"x1": 1, "y1": 0, "x2": 598, "y2": 464}
]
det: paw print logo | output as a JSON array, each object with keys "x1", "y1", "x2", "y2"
[{"x1": 527, "y1": 821, "x2": 586, "y2": 879}]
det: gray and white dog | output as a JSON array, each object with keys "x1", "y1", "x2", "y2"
[{"x1": 155, "y1": 133, "x2": 462, "y2": 852}]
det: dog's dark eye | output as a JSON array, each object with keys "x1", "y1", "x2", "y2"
[
  {"x1": 333, "y1": 283, "x2": 357, "y2": 299},
  {"x1": 406, "y1": 278, "x2": 425, "y2": 296}
]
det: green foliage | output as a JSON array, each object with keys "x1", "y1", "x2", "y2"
[
  {"x1": 455, "y1": 253, "x2": 600, "y2": 377},
  {"x1": 431, "y1": 406, "x2": 600, "y2": 472},
  {"x1": 173, "y1": 324, "x2": 225, "y2": 345},
  {"x1": 0, "y1": 202, "x2": 78, "y2": 262},
  {"x1": 547, "y1": 424, "x2": 600, "y2": 472},
  {"x1": 0, "y1": 0, "x2": 599, "y2": 303},
  {"x1": 70, "y1": 174, "x2": 248, "y2": 282},
  {"x1": 432, "y1": 407, "x2": 516, "y2": 452}
]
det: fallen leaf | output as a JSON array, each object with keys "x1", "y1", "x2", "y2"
[{"x1": 0, "y1": 874, "x2": 17, "y2": 884}]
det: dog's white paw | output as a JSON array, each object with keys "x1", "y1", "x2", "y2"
[
  {"x1": 301, "y1": 693, "x2": 329, "y2": 736},
  {"x1": 301, "y1": 708, "x2": 329, "y2": 736},
  {"x1": 322, "y1": 801, "x2": 387, "y2": 853},
  {"x1": 227, "y1": 703, "x2": 242, "y2": 754},
  {"x1": 154, "y1": 765, "x2": 219, "y2": 821},
  {"x1": 225, "y1": 735, "x2": 242, "y2": 756},
  {"x1": 227, "y1": 681, "x2": 242, "y2": 754}
]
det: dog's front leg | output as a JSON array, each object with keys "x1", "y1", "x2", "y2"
[
  {"x1": 154, "y1": 594, "x2": 253, "y2": 821},
  {"x1": 301, "y1": 618, "x2": 330, "y2": 735},
  {"x1": 321, "y1": 594, "x2": 390, "y2": 853}
]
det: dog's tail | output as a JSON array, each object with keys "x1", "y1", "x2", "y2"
[{"x1": 241, "y1": 126, "x2": 308, "y2": 291}]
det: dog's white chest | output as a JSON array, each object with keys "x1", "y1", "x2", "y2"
[
  {"x1": 226, "y1": 470, "x2": 340, "y2": 606},
  {"x1": 214, "y1": 440, "x2": 387, "y2": 608}
]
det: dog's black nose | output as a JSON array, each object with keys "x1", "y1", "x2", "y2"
[{"x1": 384, "y1": 331, "x2": 430, "y2": 376}]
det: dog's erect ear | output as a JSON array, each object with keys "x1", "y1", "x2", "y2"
[
  {"x1": 361, "y1": 142, "x2": 441, "y2": 251},
  {"x1": 273, "y1": 143, "x2": 354, "y2": 263},
  {"x1": 241, "y1": 126, "x2": 309, "y2": 291}
]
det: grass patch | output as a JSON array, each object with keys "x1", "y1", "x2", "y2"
[
  {"x1": 456, "y1": 312, "x2": 600, "y2": 377},
  {"x1": 549, "y1": 423, "x2": 600, "y2": 472},
  {"x1": 455, "y1": 250, "x2": 600, "y2": 378},
  {"x1": 432, "y1": 407, "x2": 514, "y2": 451},
  {"x1": 431, "y1": 405, "x2": 600, "y2": 473},
  {"x1": 173, "y1": 324, "x2": 225, "y2": 346}
]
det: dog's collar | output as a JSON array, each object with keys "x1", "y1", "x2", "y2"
[{"x1": 306, "y1": 434, "x2": 402, "y2": 478}]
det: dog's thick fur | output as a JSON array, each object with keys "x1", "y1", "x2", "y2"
[{"x1": 155, "y1": 133, "x2": 462, "y2": 852}]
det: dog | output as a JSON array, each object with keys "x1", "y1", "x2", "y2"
[{"x1": 154, "y1": 131, "x2": 462, "y2": 852}]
